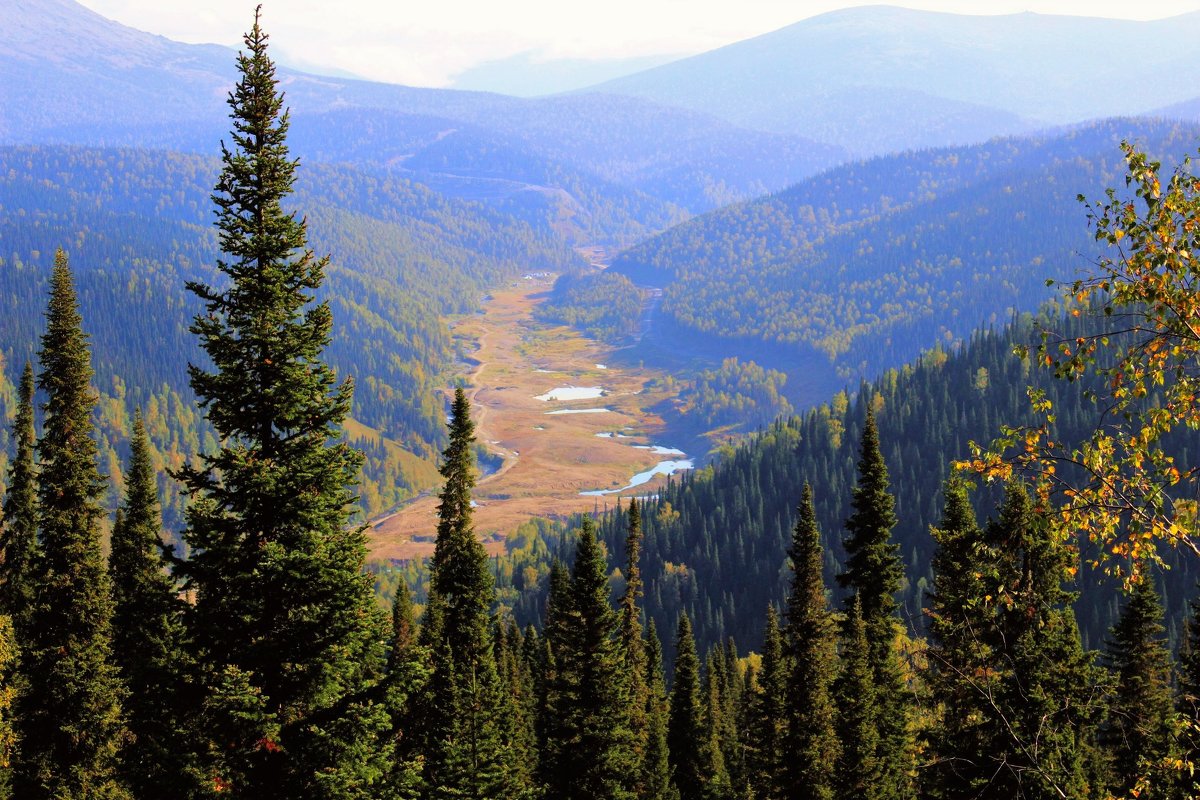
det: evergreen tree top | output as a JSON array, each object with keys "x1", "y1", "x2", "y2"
[{"x1": 838, "y1": 409, "x2": 902, "y2": 624}]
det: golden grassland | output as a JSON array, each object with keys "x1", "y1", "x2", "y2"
[{"x1": 368, "y1": 276, "x2": 685, "y2": 560}]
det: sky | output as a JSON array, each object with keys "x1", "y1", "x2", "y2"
[{"x1": 76, "y1": 0, "x2": 1200, "y2": 89}]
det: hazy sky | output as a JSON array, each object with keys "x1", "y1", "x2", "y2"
[{"x1": 76, "y1": 0, "x2": 1200, "y2": 87}]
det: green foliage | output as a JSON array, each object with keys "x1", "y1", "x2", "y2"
[
  {"x1": 173, "y1": 16, "x2": 392, "y2": 794},
  {"x1": 535, "y1": 270, "x2": 645, "y2": 343},
  {"x1": 679, "y1": 358, "x2": 793, "y2": 435},
  {"x1": 108, "y1": 413, "x2": 195, "y2": 796},
  {"x1": 611, "y1": 120, "x2": 1200, "y2": 396},
  {"x1": 924, "y1": 479, "x2": 993, "y2": 798},
  {"x1": 668, "y1": 615, "x2": 707, "y2": 800},
  {"x1": 17, "y1": 252, "x2": 130, "y2": 799},
  {"x1": 833, "y1": 597, "x2": 881, "y2": 800},
  {"x1": 1102, "y1": 574, "x2": 1176, "y2": 797},
  {"x1": 782, "y1": 485, "x2": 839, "y2": 800},
  {"x1": 620, "y1": 501, "x2": 653, "y2": 797},
  {"x1": 423, "y1": 388, "x2": 527, "y2": 798},
  {"x1": 642, "y1": 620, "x2": 674, "y2": 800},
  {"x1": 746, "y1": 607, "x2": 786, "y2": 800},
  {"x1": 0, "y1": 363, "x2": 37, "y2": 631},
  {"x1": 541, "y1": 518, "x2": 633, "y2": 800}
]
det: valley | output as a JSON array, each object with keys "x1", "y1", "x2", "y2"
[{"x1": 368, "y1": 274, "x2": 691, "y2": 559}]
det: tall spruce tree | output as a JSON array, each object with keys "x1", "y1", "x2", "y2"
[
  {"x1": 924, "y1": 479, "x2": 994, "y2": 798},
  {"x1": 423, "y1": 387, "x2": 524, "y2": 798},
  {"x1": 175, "y1": 11, "x2": 391, "y2": 794},
  {"x1": 782, "y1": 484, "x2": 839, "y2": 800},
  {"x1": 669, "y1": 614, "x2": 707, "y2": 800},
  {"x1": 642, "y1": 620, "x2": 674, "y2": 800},
  {"x1": 542, "y1": 518, "x2": 632, "y2": 800},
  {"x1": 983, "y1": 481, "x2": 1102, "y2": 800},
  {"x1": 108, "y1": 412, "x2": 194, "y2": 796},
  {"x1": 747, "y1": 607, "x2": 785, "y2": 800},
  {"x1": 836, "y1": 409, "x2": 912, "y2": 800},
  {"x1": 17, "y1": 251, "x2": 130, "y2": 799},
  {"x1": 620, "y1": 500, "x2": 652, "y2": 797},
  {"x1": 1102, "y1": 572, "x2": 1174, "y2": 797},
  {"x1": 0, "y1": 363, "x2": 37, "y2": 631},
  {"x1": 833, "y1": 596, "x2": 880, "y2": 800},
  {"x1": 702, "y1": 652, "x2": 734, "y2": 800}
]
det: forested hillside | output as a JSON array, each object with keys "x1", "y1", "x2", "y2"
[
  {"x1": 611, "y1": 118, "x2": 1200, "y2": 403},
  {"x1": 0, "y1": 145, "x2": 579, "y2": 525},
  {"x1": 585, "y1": 305, "x2": 1198, "y2": 659}
]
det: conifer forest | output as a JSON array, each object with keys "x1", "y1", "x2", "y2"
[{"x1": 8, "y1": 4, "x2": 1200, "y2": 799}]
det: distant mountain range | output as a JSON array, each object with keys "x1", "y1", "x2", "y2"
[
  {"x1": 589, "y1": 6, "x2": 1200, "y2": 155},
  {"x1": 0, "y1": 0, "x2": 846, "y2": 225}
]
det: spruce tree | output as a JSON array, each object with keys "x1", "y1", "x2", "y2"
[
  {"x1": 542, "y1": 518, "x2": 632, "y2": 800},
  {"x1": 924, "y1": 479, "x2": 994, "y2": 798},
  {"x1": 833, "y1": 596, "x2": 880, "y2": 800},
  {"x1": 669, "y1": 614, "x2": 707, "y2": 800},
  {"x1": 620, "y1": 500, "x2": 652, "y2": 796},
  {"x1": 835, "y1": 410, "x2": 912, "y2": 800},
  {"x1": 702, "y1": 652, "x2": 733, "y2": 800},
  {"x1": 984, "y1": 481, "x2": 1102, "y2": 800},
  {"x1": 1102, "y1": 572, "x2": 1174, "y2": 797},
  {"x1": 783, "y1": 485, "x2": 839, "y2": 800},
  {"x1": 423, "y1": 388, "x2": 524, "y2": 798},
  {"x1": 17, "y1": 251, "x2": 130, "y2": 799},
  {"x1": 388, "y1": 582, "x2": 415, "y2": 672},
  {"x1": 175, "y1": 11, "x2": 391, "y2": 794},
  {"x1": 838, "y1": 410, "x2": 901, "y2": 628},
  {"x1": 108, "y1": 411, "x2": 194, "y2": 796},
  {"x1": 0, "y1": 362, "x2": 37, "y2": 631},
  {"x1": 747, "y1": 607, "x2": 785, "y2": 800},
  {"x1": 642, "y1": 620, "x2": 674, "y2": 800}
]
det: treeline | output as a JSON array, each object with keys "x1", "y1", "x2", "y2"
[
  {"x1": 610, "y1": 118, "x2": 1200, "y2": 392},
  {"x1": 534, "y1": 269, "x2": 645, "y2": 342},
  {"x1": 365, "y1": 390, "x2": 1197, "y2": 799}
]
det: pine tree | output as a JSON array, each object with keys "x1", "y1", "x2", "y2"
[
  {"x1": 0, "y1": 363, "x2": 37, "y2": 632},
  {"x1": 174, "y1": 11, "x2": 391, "y2": 794},
  {"x1": 833, "y1": 596, "x2": 880, "y2": 800},
  {"x1": 782, "y1": 485, "x2": 839, "y2": 800},
  {"x1": 16, "y1": 251, "x2": 130, "y2": 799},
  {"x1": 642, "y1": 620, "x2": 674, "y2": 800},
  {"x1": 747, "y1": 607, "x2": 785, "y2": 800},
  {"x1": 1102, "y1": 572, "x2": 1174, "y2": 797},
  {"x1": 669, "y1": 615, "x2": 707, "y2": 800},
  {"x1": 423, "y1": 388, "x2": 524, "y2": 798},
  {"x1": 542, "y1": 518, "x2": 632, "y2": 800},
  {"x1": 835, "y1": 410, "x2": 912, "y2": 800},
  {"x1": 108, "y1": 411, "x2": 194, "y2": 796},
  {"x1": 620, "y1": 500, "x2": 652, "y2": 796}
]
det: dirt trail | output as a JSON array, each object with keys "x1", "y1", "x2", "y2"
[{"x1": 369, "y1": 276, "x2": 685, "y2": 561}]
